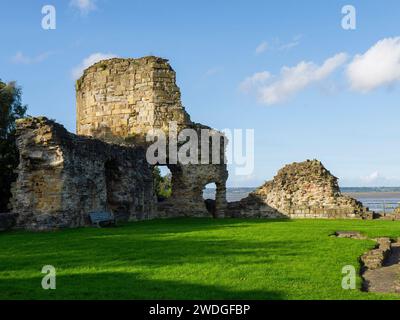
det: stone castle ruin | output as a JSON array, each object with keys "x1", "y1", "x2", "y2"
[
  {"x1": 10, "y1": 56, "x2": 228, "y2": 230},
  {"x1": 3, "y1": 56, "x2": 378, "y2": 231},
  {"x1": 75, "y1": 56, "x2": 228, "y2": 218},
  {"x1": 11, "y1": 117, "x2": 155, "y2": 230},
  {"x1": 229, "y1": 160, "x2": 374, "y2": 219}
]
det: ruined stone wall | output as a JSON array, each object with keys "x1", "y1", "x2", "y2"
[
  {"x1": 76, "y1": 56, "x2": 191, "y2": 142},
  {"x1": 9, "y1": 56, "x2": 229, "y2": 230},
  {"x1": 158, "y1": 162, "x2": 228, "y2": 218},
  {"x1": 0, "y1": 213, "x2": 16, "y2": 231},
  {"x1": 12, "y1": 117, "x2": 156, "y2": 230},
  {"x1": 229, "y1": 160, "x2": 373, "y2": 219},
  {"x1": 76, "y1": 56, "x2": 229, "y2": 218},
  {"x1": 155, "y1": 122, "x2": 229, "y2": 218}
]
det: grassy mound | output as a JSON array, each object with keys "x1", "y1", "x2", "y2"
[{"x1": 1, "y1": 218, "x2": 400, "y2": 300}]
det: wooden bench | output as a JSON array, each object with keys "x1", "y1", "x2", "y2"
[{"x1": 89, "y1": 212, "x2": 115, "y2": 228}]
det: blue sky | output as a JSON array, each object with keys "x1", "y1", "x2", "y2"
[{"x1": 1, "y1": 0, "x2": 400, "y2": 187}]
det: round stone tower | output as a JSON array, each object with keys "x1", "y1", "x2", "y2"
[
  {"x1": 76, "y1": 56, "x2": 191, "y2": 141},
  {"x1": 76, "y1": 55, "x2": 228, "y2": 218}
]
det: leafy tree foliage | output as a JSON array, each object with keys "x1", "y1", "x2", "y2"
[
  {"x1": 0, "y1": 80, "x2": 27, "y2": 212},
  {"x1": 152, "y1": 166, "x2": 172, "y2": 201}
]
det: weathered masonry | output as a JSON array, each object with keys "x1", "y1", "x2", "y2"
[
  {"x1": 10, "y1": 56, "x2": 228, "y2": 230},
  {"x1": 229, "y1": 160, "x2": 374, "y2": 219},
  {"x1": 75, "y1": 56, "x2": 228, "y2": 219},
  {"x1": 11, "y1": 117, "x2": 155, "y2": 231},
  {"x1": 7, "y1": 56, "x2": 378, "y2": 232}
]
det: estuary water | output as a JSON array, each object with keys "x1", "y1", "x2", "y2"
[{"x1": 203, "y1": 187, "x2": 400, "y2": 213}]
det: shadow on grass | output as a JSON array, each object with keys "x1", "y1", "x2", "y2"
[
  {"x1": 0, "y1": 235, "x2": 310, "y2": 271},
  {"x1": 1, "y1": 217, "x2": 293, "y2": 238},
  {"x1": 0, "y1": 218, "x2": 299, "y2": 271},
  {"x1": 0, "y1": 271, "x2": 285, "y2": 300},
  {"x1": 117, "y1": 217, "x2": 294, "y2": 234}
]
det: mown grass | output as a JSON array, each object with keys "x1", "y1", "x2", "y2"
[{"x1": 1, "y1": 218, "x2": 400, "y2": 300}]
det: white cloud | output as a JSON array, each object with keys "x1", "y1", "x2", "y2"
[
  {"x1": 361, "y1": 171, "x2": 381, "y2": 183},
  {"x1": 255, "y1": 36, "x2": 301, "y2": 54},
  {"x1": 70, "y1": 0, "x2": 97, "y2": 15},
  {"x1": 341, "y1": 174, "x2": 400, "y2": 187},
  {"x1": 12, "y1": 52, "x2": 30, "y2": 64},
  {"x1": 356, "y1": 171, "x2": 400, "y2": 187},
  {"x1": 11, "y1": 51, "x2": 53, "y2": 64},
  {"x1": 242, "y1": 52, "x2": 348, "y2": 105},
  {"x1": 278, "y1": 35, "x2": 302, "y2": 51},
  {"x1": 255, "y1": 41, "x2": 268, "y2": 55},
  {"x1": 72, "y1": 53, "x2": 117, "y2": 79},
  {"x1": 204, "y1": 67, "x2": 222, "y2": 77},
  {"x1": 347, "y1": 37, "x2": 400, "y2": 92},
  {"x1": 239, "y1": 71, "x2": 271, "y2": 93},
  {"x1": 227, "y1": 173, "x2": 260, "y2": 188}
]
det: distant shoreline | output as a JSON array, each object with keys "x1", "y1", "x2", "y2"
[
  {"x1": 341, "y1": 187, "x2": 400, "y2": 193},
  {"x1": 202, "y1": 188, "x2": 400, "y2": 212},
  {"x1": 204, "y1": 188, "x2": 400, "y2": 207},
  {"x1": 344, "y1": 192, "x2": 400, "y2": 199},
  {"x1": 223, "y1": 187, "x2": 400, "y2": 193}
]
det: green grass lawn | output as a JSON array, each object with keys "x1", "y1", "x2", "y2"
[{"x1": 1, "y1": 218, "x2": 400, "y2": 300}]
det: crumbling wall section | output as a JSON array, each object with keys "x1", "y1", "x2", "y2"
[
  {"x1": 12, "y1": 117, "x2": 156, "y2": 230},
  {"x1": 157, "y1": 162, "x2": 228, "y2": 218},
  {"x1": 76, "y1": 56, "x2": 191, "y2": 143},
  {"x1": 76, "y1": 56, "x2": 229, "y2": 218},
  {"x1": 229, "y1": 160, "x2": 373, "y2": 219}
]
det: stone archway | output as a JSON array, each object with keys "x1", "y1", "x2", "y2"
[
  {"x1": 153, "y1": 165, "x2": 172, "y2": 202},
  {"x1": 203, "y1": 183, "x2": 217, "y2": 218},
  {"x1": 200, "y1": 180, "x2": 228, "y2": 218},
  {"x1": 154, "y1": 163, "x2": 228, "y2": 218}
]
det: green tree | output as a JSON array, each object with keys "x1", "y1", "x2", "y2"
[
  {"x1": 0, "y1": 80, "x2": 27, "y2": 212},
  {"x1": 152, "y1": 167, "x2": 172, "y2": 201}
]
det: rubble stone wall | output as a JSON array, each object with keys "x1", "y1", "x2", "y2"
[
  {"x1": 76, "y1": 56, "x2": 229, "y2": 218},
  {"x1": 11, "y1": 117, "x2": 156, "y2": 230},
  {"x1": 76, "y1": 56, "x2": 191, "y2": 142},
  {"x1": 9, "y1": 56, "x2": 229, "y2": 231},
  {"x1": 229, "y1": 160, "x2": 374, "y2": 219},
  {"x1": 158, "y1": 162, "x2": 228, "y2": 218},
  {"x1": 0, "y1": 213, "x2": 16, "y2": 231},
  {"x1": 12, "y1": 56, "x2": 375, "y2": 230}
]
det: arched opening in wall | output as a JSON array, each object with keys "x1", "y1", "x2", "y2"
[
  {"x1": 105, "y1": 159, "x2": 128, "y2": 220},
  {"x1": 153, "y1": 165, "x2": 172, "y2": 202},
  {"x1": 203, "y1": 183, "x2": 217, "y2": 218}
]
